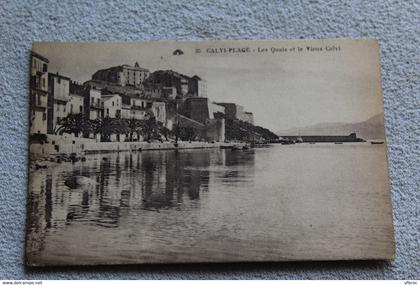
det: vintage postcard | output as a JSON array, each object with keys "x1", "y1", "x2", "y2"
[{"x1": 26, "y1": 39, "x2": 395, "y2": 266}]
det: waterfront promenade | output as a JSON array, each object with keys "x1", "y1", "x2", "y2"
[{"x1": 29, "y1": 134, "x2": 244, "y2": 161}]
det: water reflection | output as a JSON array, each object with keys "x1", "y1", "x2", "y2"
[{"x1": 27, "y1": 148, "x2": 256, "y2": 259}]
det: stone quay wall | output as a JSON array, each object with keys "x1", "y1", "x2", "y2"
[{"x1": 29, "y1": 135, "x2": 242, "y2": 160}]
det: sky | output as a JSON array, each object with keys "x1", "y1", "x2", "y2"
[{"x1": 33, "y1": 39, "x2": 385, "y2": 132}]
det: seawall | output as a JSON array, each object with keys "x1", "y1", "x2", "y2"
[{"x1": 29, "y1": 135, "x2": 244, "y2": 160}]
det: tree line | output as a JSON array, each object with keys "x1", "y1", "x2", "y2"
[
  {"x1": 55, "y1": 113, "x2": 169, "y2": 142},
  {"x1": 55, "y1": 113, "x2": 201, "y2": 143}
]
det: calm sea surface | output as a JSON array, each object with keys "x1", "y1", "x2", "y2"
[{"x1": 26, "y1": 143, "x2": 394, "y2": 265}]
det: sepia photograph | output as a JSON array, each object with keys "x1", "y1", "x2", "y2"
[{"x1": 26, "y1": 39, "x2": 395, "y2": 266}]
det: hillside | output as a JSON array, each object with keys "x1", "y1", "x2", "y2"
[
  {"x1": 278, "y1": 113, "x2": 386, "y2": 140},
  {"x1": 225, "y1": 119, "x2": 279, "y2": 142}
]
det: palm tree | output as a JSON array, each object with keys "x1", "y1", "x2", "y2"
[
  {"x1": 126, "y1": 118, "x2": 143, "y2": 141},
  {"x1": 92, "y1": 117, "x2": 129, "y2": 142},
  {"x1": 55, "y1": 113, "x2": 90, "y2": 137},
  {"x1": 141, "y1": 116, "x2": 158, "y2": 142}
]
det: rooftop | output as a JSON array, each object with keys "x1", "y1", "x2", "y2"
[
  {"x1": 49, "y1": 72, "x2": 71, "y2": 81},
  {"x1": 95, "y1": 62, "x2": 149, "y2": 73},
  {"x1": 31, "y1": 51, "x2": 49, "y2": 63}
]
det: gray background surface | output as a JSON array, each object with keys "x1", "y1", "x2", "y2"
[{"x1": 0, "y1": 0, "x2": 418, "y2": 279}]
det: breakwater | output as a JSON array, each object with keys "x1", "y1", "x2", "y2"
[{"x1": 281, "y1": 133, "x2": 365, "y2": 143}]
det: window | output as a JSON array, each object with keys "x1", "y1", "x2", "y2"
[
  {"x1": 42, "y1": 113, "x2": 46, "y2": 120},
  {"x1": 42, "y1": 63, "x2": 47, "y2": 72},
  {"x1": 63, "y1": 105, "x2": 66, "y2": 112},
  {"x1": 70, "y1": 104, "x2": 73, "y2": 114},
  {"x1": 37, "y1": 94, "x2": 41, "y2": 105},
  {"x1": 106, "y1": 108, "x2": 109, "y2": 115},
  {"x1": 42, "y1": 78, "x2": 46, "y2": 88},
  {"x1": 112, "y1": 101, "x2": 114, "y2": 106},
  {"x1": 91, "y1": 97, "x2": 94, "y2": 104},
  {"x1": 80, "y1": 106, "x2": 83, "y2": 113}
]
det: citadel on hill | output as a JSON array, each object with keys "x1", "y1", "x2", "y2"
[{"x1": 30, "y1": 51, "x2": 277, "y2": 153}]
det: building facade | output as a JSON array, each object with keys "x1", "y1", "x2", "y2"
[
  {"x1": 68, "y1": 93, "x2": 84, "y2": 115},
  {"x1": 144, "y1": 70, "x2": 191, "y2": 98},
  {"x1": 30, "y1": 52, "x2": 49, "y2": 134},
  {"x1": 48, "y1": 73, "x2": 71, "y2": 134},
  {"x1": 120, "y1": 95, "x2": 149, "y2": 121},
  {"x1": 188, "y1": 75, "x2": 207, "y2": 97},
  {"x1": 92, "y1": 62, "x2": 150, "y2": 87},
  {"x1": 102, "y1": 94, "x2": 122, "y2": 118},
  {"x1": 86, "y1": 88, "x2": 103, "y2": 120}
]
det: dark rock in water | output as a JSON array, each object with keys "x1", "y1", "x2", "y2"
[
  {"x1": 35, "y1": 163, "x2": 47, "y2": 169},
  {"x1": 64, "y1": 176, "x2": 97, "y2": 189}
]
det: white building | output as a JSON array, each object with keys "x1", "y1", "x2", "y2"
[
  {"x1": 102, "y1": 94, "x2": 122, "y2": 118},
  {"x1": 121, "y1": 96, "x2": 150, "y2": 121},
  {"x1": 87, "y1": 88, "x2": 102, "y2": 120},
  {"x1": 92, "y1": 62, "x2": 150, "y2": 87},
  {"x1": 68, "y1": 93, "x2": 84, "y2": 115},
  {"x1": 48, "y1": 73, "x2": 70, "y2": 134}
]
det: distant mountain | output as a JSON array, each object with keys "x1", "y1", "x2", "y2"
[{"x1": 277, "y1": 113, "x2": 386, "y2": 140}]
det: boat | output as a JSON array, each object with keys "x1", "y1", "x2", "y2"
[
  {"x1": 371, "y1": 141, "x2": 384, "y2": 145},
  {"x1": 242, "y1": 144, "x2": 251, "y2": 150},
  {"x1": 230, "y1": 145, "x2": 244, "y2": 151},
  {"x1": 220, "y1": 145, "x2": 233, "y2": 149}
]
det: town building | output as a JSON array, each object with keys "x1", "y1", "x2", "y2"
[
  {"x1": 68, "y1": 94, "x2": 84, "y2": 114},
  {"x1": 30, "y1": 52, "x2": 49, "y2": 134},
  {"x1": 144, "y1": 70, "x2": 190, "y2": 98},
  {"x1": 188, "y1": 75, "x2": 207, "y2": 97},
  {"x1": 102, "y1": 94, "x2": 122, "y2": 118},
  {"x1": 48, "y1": 73, "x2": 71, "y2": 134},
  {"x1": 84, "y1": 79, "x2": 144, "y2": 97},
  {"x1": 120, "y1": 94, "x2": 150, "y2": 121},
  {"x1": 70, "y1": 82, "x2": 102, "y2": 120},
  {"x1": 215, "y1": 102, "x2": 254, "y2": 124},
  {"x1": 91, "y1": 62, "x2": 150, "y2": 87},
  {"x1": 85, "y1": 87, "x2": 103, "y2": 120},
  {"x1": 161, "y1": 87, "x2": 177, "y2": 100}
]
